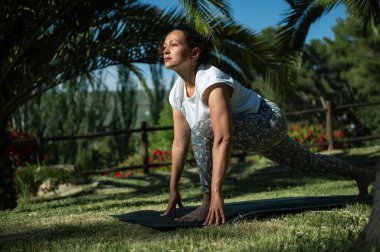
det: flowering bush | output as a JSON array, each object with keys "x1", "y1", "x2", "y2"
[
  {"x1": 8, "y1": 129, "x2": 40, "y2": 167},
  {"x1": 104, "y1": 148, "x2": 172, "y2": 178},
  {"x1": 288, "y1": 123, "x2": 345, "y2": 152},
  {"x1": 151, "y1": 149, "x2": 171, "y2": 165}
]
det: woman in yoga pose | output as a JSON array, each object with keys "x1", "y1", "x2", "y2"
[{"x1": 160, "y1": 27, "x2": 375, "y2": 225}]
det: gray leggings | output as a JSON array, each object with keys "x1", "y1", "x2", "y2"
[{"x1": 191, "y1": 99, "x2": 352, "y2": 193}]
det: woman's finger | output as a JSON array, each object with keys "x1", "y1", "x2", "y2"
[
  {"x1": 203, "y1": 210, "x2": 211, "y2": 225},
  {"x1": 220, "y1": 209, "x2": 225, "y2": 224},
  {"x1": 161, "y1": 204, "x2": 175, "y2": 216},
  {"x1": 208, "y1": 211, "x2": 215, "y2": 226},
  {"x1": 214, "y1": 210, "x2": 220, "y2": 226}
]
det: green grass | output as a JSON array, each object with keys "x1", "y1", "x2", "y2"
[{"x1": 1, "y1": 146, "x2": 380, "y2": 252}]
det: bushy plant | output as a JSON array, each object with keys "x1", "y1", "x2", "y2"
[
  {"x1": 288, "y1": 123, "x2": 345, "y2": 152},
  {"x1": 14, "y1": 165, "x2": 73, "y2": 199},
  {"x1": 14, "y1": 166, "x2": 40, "y2": 198},
  {"x1": 8, "y1": 129, "x2": 40, "y2": 167},
  {"x1": 105, "y1": 148, "x2": 172, "y2": 178},
  {"x1": 149, "y1": 103, "x2": 174, "y2": 150}
]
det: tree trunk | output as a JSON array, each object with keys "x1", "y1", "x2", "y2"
[
  {"x1": 0, "y1": 120, "x2": 17, "y2": 210},
  {"x1": 358, "y1": 158, "x2": 380, "y2": 246}
]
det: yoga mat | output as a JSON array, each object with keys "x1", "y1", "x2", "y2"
[{"x1": 113, "y1": 195, "x2": 370, "y2": 230}]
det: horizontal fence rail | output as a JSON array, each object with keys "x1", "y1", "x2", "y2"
[{"x1": 11, "y1": 100, "x2": 380, "y2": 175}]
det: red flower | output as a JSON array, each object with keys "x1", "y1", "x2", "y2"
[
  {"x1": 305, "y1": 132, "x2": 312, "y2": 140},
  {"x1": 153, "y1": 149, "x2": 163, "y2": 156},
  {"x1": 334, "y1": 130, "x2": 344, "y2": 139},
  {"x1": 114, "y1": 171, "x2": 125, "y2": 178}
]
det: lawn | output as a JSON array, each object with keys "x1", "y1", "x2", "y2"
[{"x1": 1, "y1": 146, "x2": 379, "y2": 251}]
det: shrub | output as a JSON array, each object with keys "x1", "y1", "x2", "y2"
[
  {"x1": 104, "y1": 148, "x2": 172, "y2": 178},
  {"x1": 149, "y1": 103, "x2": 174, "y2": 150},
  {"x1": 15, "y1": 165, "x2": 73, "y2": 199},
  {"x1": 8, "y1": 129, "x2": 40, "y2": 167},
  {"x1": 288, "y1": 123, "x2": 345, "y2": 152}
]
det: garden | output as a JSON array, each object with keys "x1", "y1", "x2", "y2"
[
  {"x1": 1, "y1": 145, "x2": 379, "y2": 251},
  {"x1": 1, "y1": 0, "x2": 380, "y2": 250},
  {"x1": 2, "y1": 120, "x2": 380, "y2": 250}
]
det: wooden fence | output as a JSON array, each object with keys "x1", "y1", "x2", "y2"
[{"x1": 11, "y1": 100, "x2": 380, "y2": 175}]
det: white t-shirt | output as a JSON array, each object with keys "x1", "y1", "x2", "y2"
[{"x1": 168, "y1": 64, "x2": 261, "y2": 129}]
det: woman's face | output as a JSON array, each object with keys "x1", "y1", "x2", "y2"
[{"x1": 163, "y1": 30, "x2": 194, "y2": 71}]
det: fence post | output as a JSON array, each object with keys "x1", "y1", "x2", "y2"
[
  {"x1": 36, "y1": 132, "x2": 44, "y2": 167},
  {"x1": 141, "y1": 121, "x2": 150, "y2": 174},
  {"x1": 325, "y1": 101, "x2": 334, "y2": 150},
  {"x1": 238, "y1": 152, "x2": 246, "y2": 163}
]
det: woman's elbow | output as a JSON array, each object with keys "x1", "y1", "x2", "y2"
[
  {"x1": 213, "y1": 134, "x2": 233, "y2": 147},
  {"x1": 173, "y1": 137, "x2": 189, "y2": 149}
]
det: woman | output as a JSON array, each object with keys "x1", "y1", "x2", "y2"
[{"x1": 160, "y1": 27, "x2": 375, "y2": 226}]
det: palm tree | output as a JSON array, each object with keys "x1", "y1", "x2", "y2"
[
  {"x1": 0, "y1": 0, "x2": 285, "y2": 210},
  {"x1": 277, "y1": 0, "x2": 380, "y2": 51},
  {"x1": 277, "y1": 0, "x2": 380, "y2": 246}
]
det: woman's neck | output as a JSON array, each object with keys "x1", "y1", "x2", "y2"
[{"x1": 177, "y1": 65, "x2": 197, "y2": 88}]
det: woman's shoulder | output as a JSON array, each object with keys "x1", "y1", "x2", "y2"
[
  {"x1": 169, "y1": 77, "x2": 185, "y2": 109},
  {"x1": 197, "y1": 64, "x2": 229, "y2": 78},
  {"x1": 196, "y1": 64, "x2": 233, "y2": 86},
  {"x1": 170, "y1": 76, "x2": 184, "y2": 92}
]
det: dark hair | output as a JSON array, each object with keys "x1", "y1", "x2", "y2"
[{"x1": 161, "y1": 27, "x2": 213, "y2": 65}]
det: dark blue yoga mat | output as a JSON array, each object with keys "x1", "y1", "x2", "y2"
[{"x1": 113, "y1": 195, "x2": 370, "y2": 230}]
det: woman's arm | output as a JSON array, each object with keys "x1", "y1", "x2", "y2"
[
  {"x1": 203, "y1": 84, "x2": 234, "y2": 225},
  {"x1": 162, "y1": 108, "x2": 191, "y2": 215},
  {"x1": 170, "y1": 108, "x2": 191, "y2": 190}
]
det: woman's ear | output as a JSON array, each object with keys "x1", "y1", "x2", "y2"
[{"x1": 191, "y1": 47, "x2": 201, "y2": 60}]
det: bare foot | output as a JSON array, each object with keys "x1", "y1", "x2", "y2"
[
  {"x1": 175, "y1": 193, "x2": 210, "y2": 222},
  {"x1": 351, "y1": 166, "x2": 375, "y2": 199},
  {"x1": 175, "y1": 204, "x2": 209, "y2": 222}
]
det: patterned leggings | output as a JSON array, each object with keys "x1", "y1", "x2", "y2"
[{"x1": 191, "y1": 99, "x2": 353, "y2": 193}]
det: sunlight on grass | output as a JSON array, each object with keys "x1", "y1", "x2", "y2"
[{"x1": 0, "y1": 146, "x2": 379, "y2": 251}]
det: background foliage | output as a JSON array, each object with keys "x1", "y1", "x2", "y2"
[{"x1": 9, "y1": 14, "x2": 380, "y2": 172}]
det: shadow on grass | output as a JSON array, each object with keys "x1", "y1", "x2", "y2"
[
  {"x1": 19, "y1": 148, "x2": 377, "y2": 213},
  {"x1": 4, "y1": 149, "x2": 378, "y2": 252},
  {"x1": 0, "y1": 220, "x2": 161, "y2": 249}
]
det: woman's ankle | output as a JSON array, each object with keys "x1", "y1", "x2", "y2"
[{"x1": 202, "y1": 193, "x2": 211, "y2": 207}]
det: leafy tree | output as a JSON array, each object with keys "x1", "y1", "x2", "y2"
[
  {"x1": 147, "y1": 64, "x2": 167, "y2": 126},
  {"x1": 109, "y1": 65, "x2": 138, "y2": 162},
  {"x1": 149, "y1": 103, "x2": 175, "y2": 151},
  {"x1": 149, "y1": 72, "x2": 177, "y2": 151},
  {"x1": 295, "y1": 17, "x2": 380, "y2": 145},
  {"x1": 277, "y1": 0, "x2": 380, "y2": 52},
  {"x1": 0, "y1": 0, "x2": 171, "y2": 209},
  {"x1": 278, "y1": 0, "x2": 380, "y2": 245},
  {"x1": 1, "y1": 0, "x2": 289, "y2": 210},
  {"x1": 11, "y1": 72, "x2": 116, "y2": 169}
]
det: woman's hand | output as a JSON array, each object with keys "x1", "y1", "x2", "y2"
[
  {"x1": 161, "y1": 189, "x2": 184, "y2": 216},
  {"x1": 203, "y1": 191, "x2": 225, "y2": 225}
]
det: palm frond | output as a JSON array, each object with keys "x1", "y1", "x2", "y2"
[
  {"x1": 121, "y1": 63, "x2": 150, "y2": 97},
  {"x1": 1, "y1": 0, "x2": 175, "y2": 116},
  {"x1": 177, "y1": 0, "x2": 233, "y2": 50},
  {"x1": 344, "y1": 0, "x2": 380, "y2": 34},
  {"x1": 277, "y1": 0, "x2": 342, "y2": 52},
  {"x1": 204, "y1": 20, "x2": 297, "y2": 96}
]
